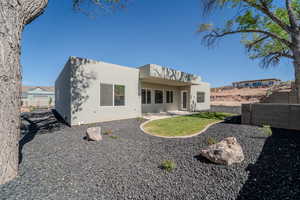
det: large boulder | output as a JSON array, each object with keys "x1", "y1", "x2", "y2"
[
  {"x1": 200, "y1": 137, "x2": 244, "y2": 165},
  {"x1": 86, "y1": 127, "x2": 102, "y2": 141}
]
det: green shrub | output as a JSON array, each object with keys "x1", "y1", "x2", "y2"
[
  {"x1": 261, "y1": 125, "x2": 272, "y2": 137},
  {"x1": 160, "y1": 160, "x2": 176, "y2": 172},
  {"x1": 207, "y1": 137, "x2": 217, "y2": 145},
  {"x1": 29, "y1": 106, "x2": 36, "y2": 112},
  {"x1": 110, "y1": 135, "x2": 118, "y2": 139},
  {"x1": 136, "y1": 117, "x2": 145, "y2": 122},
  {"x1": 103, "y1": 129, "x2": 113, "y2": 135}
]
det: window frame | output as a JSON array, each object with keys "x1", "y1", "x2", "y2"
[
  {"x1": 114, "y1": 84, "x2": 125, "y2": 106},
  {"x1": 100, "y1": 83, "x2": 126, "y2": 107},
  {"x1": 196, "y1": 92, "x2": 205, "y2": 103},
  {"x1": 166, "y1": 90, "x2": 174, "y2": 104},
  {"x1": 154, "y1": 90, "x2": 164, "y2": 104},
  {"x1": 141, "y1": 88, "x2": 152, "y2": 105}
]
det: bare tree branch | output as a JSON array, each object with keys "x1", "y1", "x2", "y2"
[
  {"x1": 245, "y1": 35, "x2": 269, "y2": 51},
  {"x1": 285, "y1": 0, "x2": 298, "y2": 30},
  {"x1": 260, "y1": 51, "x2": 293, "y2": 68},
  {"x1": 202, "y1": 29, "x2": 293, "y2": 48},
  {"x1": 243, "y1": 0, "x2": 292, "y2": 32}
]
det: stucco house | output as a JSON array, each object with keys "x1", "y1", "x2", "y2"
[
  {"x1": 55, "y1": 57, "x2": 210, "y2": 126},
  {"x1": 22, "y1": 86, "x2": 55, "y2": 108}
]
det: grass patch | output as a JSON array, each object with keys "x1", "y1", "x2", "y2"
[
  {"x1": 261, "y1": 125, "x2": 272, "y2": 137},
  {"x1": 103, "y1": 129, "x2": 113, "y2": 135},
  {"x1": 136, "y1": 117, "x2": 145, "y2": 122},
  {"x1": 207, "y1": 137, "x2": 217, "y2": 145},
  {"x1": 160, "y1": 160, "x2": 176, "y2": 172},
  {"x1": 143, "y1": 112, "x2": 234, "y2": 137},
  {"x1": 109, "y1": 135, "x2": 118, "y2": 139}
]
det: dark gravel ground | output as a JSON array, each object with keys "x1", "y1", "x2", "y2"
[{"x1": 0, "y1": 111, "x2": 299, "y2": 200}]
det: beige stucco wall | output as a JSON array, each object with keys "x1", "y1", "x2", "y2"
[
  {"x1": 70, "y1": 57, "x2": 141, "y2": 126},
  {"x1": 190, "y1": 82, "x2": 211, "y2": 111},
  {"x1": 55, "y1": 59, "x2": 72, "y2": 125}
]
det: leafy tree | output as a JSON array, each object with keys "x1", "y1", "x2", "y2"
[
  {"x1": 0, "y1": 0, "x2": 126, "y2": 185},
  {"x1": 199, "y1": 0, "x2": 300, "y2": 103}
]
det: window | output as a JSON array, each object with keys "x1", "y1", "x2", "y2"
[
  {"x1": 100, "y1": 83, "x2": 125, "y2": 106},
  {"x1": 155, "y1": 90, "x2": 163, "y2": 104},
  {"x1": 142, "y1": 89, "x2": 151, "y2": 104},
  {"x1": 142, "y1": 89, "x2": 146, "y2": 104},
  {"x1": 147, "y1": 90, "x2": 151, "y2": 104},
  {"x1": 166, "y1": 91, "x2": 173, "y2": 103},
  {"x1": 197, "y1": 92, "x2": 205, "y2": 103},
  {"x1": 100, "y1": 83, "x2": 113, "y2": 106},
  {"x1": 114, "y1": 85, "x2": 125, "y2": 106}
]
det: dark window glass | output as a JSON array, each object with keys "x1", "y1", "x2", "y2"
[
  {"x1": 142, "y1": 89, "x2": 146, "y2": 104},
  {"x1": 166, "y1": 91, "x2": 174, "y2": 103},
  {"x1": 197, "y1": 92, "x2": 205, "y2": 103},
  {"x1": 166, "y1": 91, "x2": 169, "y2": 103},
  {"x1": 146, "y1": 90, "x2": 151, "y2": 104},
  {"x1": 100, "y1": 83, "x2": 113, "y2": 106},
  {"x1": 142, "y1": 89, "x2": 151, "y2": 104},
  {"x1": 155, "y1": 90, "x2": 163, "y2": 104},
  {"x1": 114, "y1": 85, "x2": 125, "y2": 106}
]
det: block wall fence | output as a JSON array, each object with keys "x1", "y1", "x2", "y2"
[{"x1": 242, "y1": 103, "x2": 300, "y2": 131}]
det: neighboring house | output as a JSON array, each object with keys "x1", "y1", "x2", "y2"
[
  {"x1": 232, "y1": 79, "x2": 281, "y2": 88},
  {"x1": 22, "y1": 86, "x2": 55, "y2": 107},
  {"x1": 55, "y1": 57, "x2": 210, "y2": 126}
]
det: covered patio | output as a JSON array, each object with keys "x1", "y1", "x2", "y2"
[{"x1": 139, "y1": 64, "x2": 211, "y2": 114}]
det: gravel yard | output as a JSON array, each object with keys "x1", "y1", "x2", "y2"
[{"x1": 0, "y1": 111, "x2": 299, "y2": 200}]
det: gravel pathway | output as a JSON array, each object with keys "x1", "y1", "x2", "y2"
[{"x1": 0, "y1": 111, "x2": 299, "y2": 200}]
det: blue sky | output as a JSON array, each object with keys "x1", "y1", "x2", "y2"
[{"x1": 21, "y1": 0, "x2": 294, "y2": 88}]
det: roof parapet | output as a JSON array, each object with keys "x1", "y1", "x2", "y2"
[{"x1": 139, "y1": 64, "x2": 201, "y2": 84}]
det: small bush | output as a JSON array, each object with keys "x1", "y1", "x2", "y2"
[
  {"x1": 136, "y1": 117, "x2": 145, "y2": 122},
  {"x1": 29, "y1": 106, "x2": 36, "y2": 112},
  {"x1": 110, "y1": 135, "x2": 118, "y2": 139},
  {"x1": 103, "y1": 129, "x2": 113, "y2": 135},
  {"x1": 207, "y1": 137, "x2": 217, "y2": 145},
  {"x1": 160, "y1": 160, "x2": 176, "y2": 172},
  {"x1": 261, "y1": 125, "x2": 272, "y2": 137}
]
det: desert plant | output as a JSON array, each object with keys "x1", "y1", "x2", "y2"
[
  {"x1": 109, "y1": 135, "x2": 118, "y2": 139},
  {"x1": 29, "y1": 106, "x2": 36, "y2": 112},
  {"x1": 48, "y1": 97, "x2": 53, "y2": 106},
  {"x1": 261, "y1": 125, "x2": 272, "y2": 137},
  {"x1": 136, "y1": 117, "x2": 145, "y2": 122},
  {"x1": 160, "y1": 160, "x2": 176, "y2": 172},
  {"x1": 207, "y1": 137, "x2": 217, "y2": 145},
  {"x1": 103, "y1": 129, "x2": 113, "y2": 135}
]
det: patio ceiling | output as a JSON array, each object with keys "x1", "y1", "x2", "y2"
[{"x1": 141, "y1": 77, "x2": 196, "y2": 86}]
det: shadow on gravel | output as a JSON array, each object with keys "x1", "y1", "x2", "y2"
[
  {"x1": 193, "y1": 155, "x2": 214, "y2": 164},
  {"x1": 223, "y1": 115, "x2": 241, "y2": 124},
  {"x1": 19, "y1": 110, "x2": 67, "y2": 164},
  {"x1": 236, "y1": 128, "x2": 300, "y2": 200}
]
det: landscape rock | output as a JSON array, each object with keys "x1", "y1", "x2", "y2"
[
  {"x1": 200, "y1": 137, "x2": 244, "y2": 165},
  {"x1": 86, "y1": 127, "x2": 102, "y2": 141}
]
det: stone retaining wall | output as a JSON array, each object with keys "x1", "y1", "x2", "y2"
[{"x1": 242, "y1": 103, "x2": 300, "y2": 131}]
